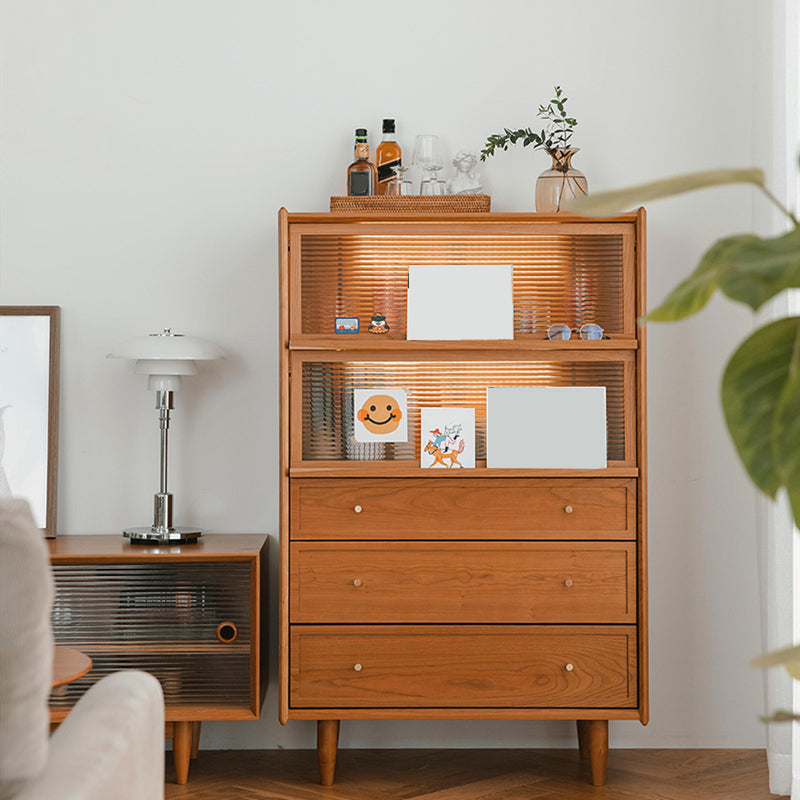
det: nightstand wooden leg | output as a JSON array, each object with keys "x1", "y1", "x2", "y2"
[
  {"x1": 173, "y1": 721, "x2": 192, "y2": 785},
  {"x1": 577, "y1": 719, "x2": 608, "y2": 786},
  {"x1": 190, "y1": 721, "x2": 201, "y2": 759},
  {"x1": 317, "y1": 719, "x2": 340, "y2": 786}
]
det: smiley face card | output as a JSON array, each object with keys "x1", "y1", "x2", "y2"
[{"x1": 353, "y1": 388, "x2": 408, "y2": 443}]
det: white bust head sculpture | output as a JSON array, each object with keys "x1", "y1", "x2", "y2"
[{"x1": 448, "y1": 151, "x2": 483, "y2": 195}]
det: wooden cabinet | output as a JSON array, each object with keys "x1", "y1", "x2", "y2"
[
  {"x1": 279, "y1": 210, "x2": 647, "y2": 787},
  {"x1": 47, "y1": 534, "x2": 268, "y2": 785}
]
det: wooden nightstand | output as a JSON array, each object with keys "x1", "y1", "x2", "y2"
[{"x1": 47, "y1": 534, "x2": 268, "y2": 784}]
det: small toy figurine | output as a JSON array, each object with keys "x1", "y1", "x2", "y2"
[{"x1": 368, "y1": 313, "x2": 389, "y2": 334}]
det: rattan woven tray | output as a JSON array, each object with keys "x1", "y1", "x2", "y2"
[{"x1": 330, "y1": 195, "x2": 491, "y2": 213}]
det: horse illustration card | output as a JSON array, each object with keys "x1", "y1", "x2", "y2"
[
  {"x1": 420, "y1": 407, "x2": 475, "y2": 469},
  {"x1": 353, "y1": 388, "x2": 408, "y2": 443}
]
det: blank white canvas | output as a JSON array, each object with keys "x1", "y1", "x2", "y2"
[
  {"x1": 406, "y1": 264, "x2": 513, "y2": 340},
  {"x1": 486, "y1": 387, "x2": 607, "y2": 469}
]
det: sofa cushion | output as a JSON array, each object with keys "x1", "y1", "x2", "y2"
[{"x1": 0, "y1": 498, "x2": 54, "y2": 799}]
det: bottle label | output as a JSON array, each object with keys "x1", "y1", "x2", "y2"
[
  {"x1": 378, "y1": 158, "x2": 401, "y2": 183},
  {"x1": 349, "y1": 172, "x2": 371, "y2": 196}
]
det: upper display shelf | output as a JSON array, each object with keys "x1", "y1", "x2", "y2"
[
  {"x1": 288, "y1": 336, "x2": 639, "y2": 351},
  {"x1": 283, "y1": 213, "x2": 642, "y2": 344}
]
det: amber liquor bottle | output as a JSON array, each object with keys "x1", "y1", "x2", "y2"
[
  {"x1": 375, "y1": 118, "x2": 402, "y2": 195},
  {"x1": 346, "y1": 128, "x2": 378, "y2": 196}
]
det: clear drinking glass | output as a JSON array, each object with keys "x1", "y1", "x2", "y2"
[
  {"x1": 386, "y1": 165, "x2": 413, "y2": 196},
  {"x1": 412, "y1": 134, "x2": 446, "y2": 195}
]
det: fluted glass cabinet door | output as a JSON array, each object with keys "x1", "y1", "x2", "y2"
[{"x1": 47, "y1": 534, "x2": 267, "y2": 722}]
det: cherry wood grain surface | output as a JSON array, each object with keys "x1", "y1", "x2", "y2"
[
  {"x1": 290, "y1": 541, "x2": 636, "y2": 623},
  {"x1": 291, "y1": 478, "x2": 636, "y2": 541},
  {"x1": 47, "y1": 534, "x2": 267, "y2": 563},
  {"x1": 290, "y1": 625, "x2": 636, "y2": 709}
]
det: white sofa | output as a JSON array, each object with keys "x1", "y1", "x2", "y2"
[{"x1": 0, "y1": 499, "x2": 165, "y2": 800}]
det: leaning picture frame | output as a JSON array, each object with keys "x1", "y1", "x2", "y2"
[{"x1": 0, "y1": 306, "x2": 60, "y2": 537}]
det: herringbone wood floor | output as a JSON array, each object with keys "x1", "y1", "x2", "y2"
[{"x1": 164, "y1": 749, "x2": 774, "y2": 799}]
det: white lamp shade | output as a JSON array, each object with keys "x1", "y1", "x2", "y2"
[
  {"x1": 107, "y1": 330, "x2": 226, "y2": 362},
  {"x1": 108, "y1": 329, "x2": 225, "y2": 391}
]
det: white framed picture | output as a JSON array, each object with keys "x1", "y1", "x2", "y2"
[
  {"x1": 406, "y1": 264, "x2": 514, "y2": 340},
  {"x1": 420, "y1": 407, "x2": 475, "y2": 469},
  {"x1": 353, "y1": 388, "x2": 408, "y2": 443},
  {"x1": 486, "y1": 386, "x2": 606, "y2": 469},
  {"x1": 0, "y1": 306, "x2": 60, "y2": 536}
]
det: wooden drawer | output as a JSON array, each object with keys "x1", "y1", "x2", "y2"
[
  {"x1": 291, "y1": 478, "x2": 636, "y2": 541},
  {"x1": 290, "y1": 542, "x2": 636, "y2": 623},
  {"x1": 290, "y1": 625, "x2": 637, "y2": 708}
]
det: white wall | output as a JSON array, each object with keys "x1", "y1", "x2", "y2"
[{"x1": 0, "y1": 0, "x2": 770, "y2": 750}]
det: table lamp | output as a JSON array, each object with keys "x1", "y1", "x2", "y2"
[{"x1": 108, "y1": 328, "x2": 225, "y2": 544}]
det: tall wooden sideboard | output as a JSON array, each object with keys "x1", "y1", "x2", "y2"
[{"x1": 279, "y1": 209, "x2": 647, "y2": 787}]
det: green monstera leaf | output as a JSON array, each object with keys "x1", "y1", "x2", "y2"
[
  {"x1": 645, "y1": 227, "x2": 800, "y2": 321},
  {"x1": 717, "y1": 227, "x2": 800, "y2": 310},
  {"x1": 722, "y1": 316, "x2": 800, "y2": 525},
  {"x1": 752, "y1": 643, "x2": 800, "y2": 679},
  {"x1": 645, "y1": 234, "x2": 760, "y2": 321},
  {"x1": 566, "y1": 168, "x2": 765, "y2": 217}
]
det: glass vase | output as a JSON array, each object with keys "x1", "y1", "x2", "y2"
[{"x1": 535, "y1": 148, "x2": 588, "y2": 212}]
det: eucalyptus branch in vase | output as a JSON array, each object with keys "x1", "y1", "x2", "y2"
[{"x1": 481, "y1": 86, "x2": 588, "y2": 211}]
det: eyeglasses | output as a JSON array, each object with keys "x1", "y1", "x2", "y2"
[{"x1": 546, "y1": 323, "x2": 607, "y2": 341}]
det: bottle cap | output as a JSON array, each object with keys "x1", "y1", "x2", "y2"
[
  {"x1": 355, "y1": 128, "x2": 368, "y2": 140},
  {"x1": 382, "y1": 119, "x2": 396, "y2": 133}
]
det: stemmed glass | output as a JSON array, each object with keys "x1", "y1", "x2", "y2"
[
  {"x1": 412, "y1": 135, "x2": 447, "y2": 195},
  {"x1": 386, "y1": 165, "x2": 413, "y2": 196}
]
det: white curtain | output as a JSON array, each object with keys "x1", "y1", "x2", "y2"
[
  {"x1": 758, "y1": 494, "x2": 798, "y2": 797},
  {"x1": 758, "y1": 1, "x2": 800, "y2": 796}
]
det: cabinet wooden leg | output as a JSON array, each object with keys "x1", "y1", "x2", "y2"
[
  {"x1": 577, "y1": 719, "x2": 608, "y2": 786},
  {"x1": 317, "y1": 719, "x2": 340, "y2": 786},
  {"x1": 190, "y1": 721, "x2": 202, "y2": 759},
  {"x1": 172, "y1": 721, "x2": 192, "y2": 785}
]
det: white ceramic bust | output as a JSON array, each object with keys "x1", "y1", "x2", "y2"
[{"x1": 448, "y1": 151, "x2": 483, "y2": 194}]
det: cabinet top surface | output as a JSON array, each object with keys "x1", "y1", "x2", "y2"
[
  {"x1": 280, "y1": 209, "x2": 643, "y2": 225},
  {"x1": 47, "y1": 533, "x2": 268, "y2": 562}
]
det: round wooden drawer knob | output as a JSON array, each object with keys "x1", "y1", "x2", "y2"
[
  {"x1": 353, "y1": 579, "x2": 362, "y2": 587},
  {"x1": 353, "y1": 663, "x2": 363, "y2": 672},
  {"x1": 564, "y1": 579, "x2": 574, "y2": 588},
  {"x1": 565, "y1": 663, "x2": 574, "y2": 672},
  {"x1": 354, "y1": 505, "x2": 363, "y2": 514},
  {"x1": 565, "y1": 505, "x2": 574, "y2": 514}
]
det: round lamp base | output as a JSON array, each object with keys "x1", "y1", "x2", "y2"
[{"x1": 123, "y1": 526, "x2": 203, "y2": 545}]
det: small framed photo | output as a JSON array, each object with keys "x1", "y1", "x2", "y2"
[
  {"x1": 420, "y1": 407, "x2": 475, "y2": 469},
  {"x1": 353, "y1": 388, "x2": 408, "y2": 443},
  {"x1": 335, "y1": 317, "x2": 360, "y2": 334}
]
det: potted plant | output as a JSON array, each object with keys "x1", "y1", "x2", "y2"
[
  {"x1": 481, "y1": 86, "x2": 587, "y2": 212},
  {"x1": 568, "y1": 162, "x2": 800, "y2": 716}
]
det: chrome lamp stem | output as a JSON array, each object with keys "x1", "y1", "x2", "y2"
[{"x1": 123, "y1": 389, "x2": 202, "y2": 545}]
